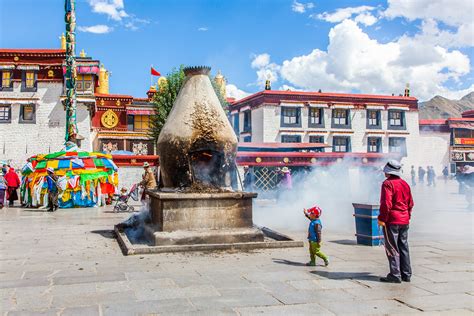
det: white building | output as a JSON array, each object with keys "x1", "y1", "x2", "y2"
[
  {"x1": 229, "y1": 89, "x2": 420, "y2": 169},
  {"x1": 0, "y1": 49, "x2": 93, "y2": 168}
]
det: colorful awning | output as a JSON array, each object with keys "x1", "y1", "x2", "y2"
[{"x1": 449, "y1": 122, "x2": 474, "y2": 130}]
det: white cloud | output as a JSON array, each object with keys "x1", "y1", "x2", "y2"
[
  {"x1": 251, "y1": 53, "x2": 280, "y2": 86},
  {"x1": 292, "y1": 1, "x2": 314, "y2": 14},
  {"x1": 251, "y1": 53, "x2": 270, "y2": 68},
  {"x1": 315, "y1": 5, "x2": 375, "y2": 24},
  {"x1": 277, "y1": 19, "x2": 471, "y2": 101},
  {"x1": 198, "y1": 27, "x2": 209, "y2": 32},
  {"x1": 226, "y1": 84, "x2": 250, "y2": 100},
  {"x1": 88, "y1": 0, "x2": 128, "y2": 21},
  {"x1": 383, "y1": 0, "x2": 472, "y2": 27},
  {"x1": 354, "y1": 12, "x2": 378, "y2": 26},
  {"x1": 78, "y1": 24, "x2": 113, "y2": 34}
]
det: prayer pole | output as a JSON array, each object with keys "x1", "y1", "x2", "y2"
[{"x1": 64, "y1": 0, "x2": 78, "y2": 144}]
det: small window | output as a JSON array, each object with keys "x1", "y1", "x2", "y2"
[
  {"x1": 367, "y1": 137, "x2": 381, "y2": 153},
  {"x1": 281, "y1": 135, "x2": 301, "y2": 143},
  {"x1": 388, "y1": 110, "x2": 405, "y2": 129},
  {"x1": 0, "y1": 105, "x2": 11, "y2": 123},
  {"x1": 389, "y1": 137, "x2": 407, "y2": 156},
  {"x1": 20, "y1": 104, "x2": 36, "y2": 123},
  {"x1": 333, "y1": 136, "x2": 351, "y2": 152},
  {"x1": 134, "y1": 115, "x2": 150, "y2": 131},
  {"x1": 309, "y1": 135, "x2": 325, "y2": 152},
  {"x1": 243, "y1": 135, "x2": 252, "y2": 143},
  {"x1": 22, "y1": 71, "x2": 37, "y2": 91},
  {"x1": 243, "y1": 111, "x2": 251, "y2": 132},
  {"x1": 1, "y1": 71, "x2": 13, "y2": 90},
  {"x1": 332, "y1": 109, "x2": 350, "y2": 128},
  {"x1": 25, "y1": 71, "x2": 35, "y2": 88},
  {"x1": 309, "y1": 108, "x2": 323, "y2": 127},
  {"x1": 233, "y1": 114, "x2": 239, "y2": 135},
  {"x1": 367, "y1": 110, "x2": 381, "y2": 128},
  {"x1": 76, "y1": 74, "x2": 93, "y2": 93},
  {"x1": 127, "y1": 115, "x2": 134, "y2": 131},
  {"x1": 281, "y1": 107, "x2": 301, "y2": 127}
]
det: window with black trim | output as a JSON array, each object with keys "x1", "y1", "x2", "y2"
[
  {"x1": 281, "y1": 107, "x2": 301, "y2": 127},
  {"x1": 388, "y1": 110, "x2": 406, "y2": 129},
  {"x1": 308, "y1": 107, "x2": 324, "y2": 127},
  {"x1": 243, "y1": 111, "x2": 251, "y2": 132},
  {"x1": 20, "y1": 104, "x2": 36, "y2": 123},
  {"x1": 309, "y1": 135, "x2": 324, "y2": 143},
  {"x1": 389, "y1": 137, "x2": 407, "y2": 156},
  {"x1": 243, "y1": 135, "x2": 252, "y2": 143},
  {"x1": 0, "y1": 105, "x2": 11, "y2": 123},
  {"x1": 332, "y1": 109, "x2": 351, "y2": 128},
  {"x1": 233, "y1": 114, "x2": 239, "y2": 135},
  {"x1": 1, "y1": 71, "x2": 13, "y2": 91},
  {"x1": 333, "y1": 136, "x2": 351, "y2": 152},
  {"x1": 76, "y1": 74, "x2": 94, "y2": 93},
  {"x1": 309, "y1": 135, "x2": 325, "y2": 152},
  {"x1": 367, "y1": 137, "x2": 382, "y2": 153},
  {"x1": 21, "y1": 71, "x2": 37, "y2": 92},
  {"x1": 281, "y1": 135, "x2": 301, "y2": 143},
  {"x1": 367, "y1": 110, "x2": 381, "y2": 129}
]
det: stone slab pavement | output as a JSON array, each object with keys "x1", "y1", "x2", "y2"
[{"x1": 0, "y1": 180, "x2": 473, "y2": 315}]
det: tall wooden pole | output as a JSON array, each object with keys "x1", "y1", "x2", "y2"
[{"x1": 64, "y1": 0, "x2": 78, "y2": 144}]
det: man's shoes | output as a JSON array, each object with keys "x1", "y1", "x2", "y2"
[
  {"x1": 380, "y1": 275, "x2": 402, "y2": 283},
  {"x1": 306, "y1": 261, "x2": 316, "y2": 266},
  {"x1": 402, "y1": 276, "x2": 411, "y2": 282}
]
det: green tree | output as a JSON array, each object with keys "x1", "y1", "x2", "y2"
[{"x1": 150, "y1": 66, "x2": 229, "y2": 142}]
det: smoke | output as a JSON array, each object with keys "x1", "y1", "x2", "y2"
[
  {"x1": 118, "y1": 203, "x2": 151, "y2": 244},
  {"x1": 253, "y1": 158, "x2": 388, "y2": 233}
]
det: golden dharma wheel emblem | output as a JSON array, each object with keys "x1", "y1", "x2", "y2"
[
  {"x1": 13, "y1": 56, "x2": 19, "y2": 61},
  {"x1": 116, "y1": 100, "x2": 121, "y2": 106},
  {"x1": 100, "y1": 99, "x2": 105, "y2": 106},
  {"x1": 101, "y1": 109, "x2": 119, "y2": 129},
  {"x1": 311, "y1": 158, "x2": 317, "y2": 163},
  {"x1": 47, "y1": 70, "x2": 54, "y2": 78},
  {"x1": 255, "y1": 157, "x2": 262, "y2": 163},
  {"x1": 283, "y1": 157, "x2": 289, "y2": 163}
]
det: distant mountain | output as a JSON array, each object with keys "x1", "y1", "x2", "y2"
[{"x1": 419, "y1": 92, "x2": 474, "y2": 119}]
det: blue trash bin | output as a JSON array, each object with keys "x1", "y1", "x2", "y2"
[{"x1": 352, "y1": 203, "x2": 384, "y2": 246}]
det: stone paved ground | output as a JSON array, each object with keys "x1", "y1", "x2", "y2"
[{"x1": 0, "y1": 180, "x2": 473, "y2": 315}]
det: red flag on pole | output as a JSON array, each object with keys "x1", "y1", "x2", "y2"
[{"x1": 151, "y1": 67, "x2": 161, "y2": 76}]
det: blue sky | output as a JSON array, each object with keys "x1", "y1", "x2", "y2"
[{"x1": 0, "y1": 0, "x2": 472, "y2": 101}]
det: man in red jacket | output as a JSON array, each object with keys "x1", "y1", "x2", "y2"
[{"x1": 378, "y1": 160, "x2": 414, "y2": 283}]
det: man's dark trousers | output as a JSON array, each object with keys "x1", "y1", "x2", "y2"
[{"x1": 383, "y1": 224, "x2": 412, "y2": 281}]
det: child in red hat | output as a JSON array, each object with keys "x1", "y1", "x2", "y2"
[{"x1": 304, "y1": 205, "x2": 329, "y2": 267}]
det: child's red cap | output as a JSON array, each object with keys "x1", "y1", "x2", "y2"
[{"x1": 305, "y1": 206, "x2": 322, "y2": 218}]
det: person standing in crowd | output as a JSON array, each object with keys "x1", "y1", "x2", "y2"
[
  {"x1": 1, "y1": 164, "x2": 7, "y2": 175},
  {"x1": 140, "y1": 162, "x2": 157, "y2": 201},
  {"x1": 427, "y1": 166, "x2": 433, "y2": 186},
  {"x1": 0, "y1": 171, "x2": 6, "y2": 209},
  {"x1": 4, "y1": 167, "x2": 20, "y2": 207},
  {"x1": 442, "y1": 166, "x2": 449, "y2": 183},
  {"x1": 279, "y1": 167, "x2": 292, "y2": 190},
  {"x1": 45, "y1": 167, "x2": 59, "y2": 212},
  {"x1": 410, "y1": 166, "x2": 416, "y2": 186},
  {"x1": 418, "y1": 166, "x2": 425, "y2": 184},
  {"x1": 378, "y1": 160, "x2": 414, "y2": 283},
  {"x1": 430, "y1": 166, "x2": 436, "y2": 187},
  {"x1": 243, "y1": 166, "x2": 252, "y2": 191}
]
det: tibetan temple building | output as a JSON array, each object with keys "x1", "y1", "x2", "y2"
[{"x1": 0, "y1": 36, "x2": 156, "y2": 168}]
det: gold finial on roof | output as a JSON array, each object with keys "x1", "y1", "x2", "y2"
[
  {"x1": 60, "y1": 33, "x2": 66, "y2": 50},
  {"x1": 79, "y1": 49, "x2": 86, "y2": 57}
]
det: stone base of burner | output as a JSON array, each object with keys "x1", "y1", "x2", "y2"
[
  {"x1": 144, "y1": 227, "x2": 264, "y2": 246},
  {"x1": 145, "y1": 191, "x2": 264, "y2": 246}
]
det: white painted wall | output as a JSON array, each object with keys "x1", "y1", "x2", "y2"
[
  {"x1": 416, "y1": 130, "x2": 450, "y2": 174},
  {"x1": 0, "y1": 81, "x2": 92, "y2": 169}
]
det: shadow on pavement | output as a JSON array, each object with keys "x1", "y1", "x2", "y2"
[
  {"x1": 272, "y1": 258, "x2": 308, "y2": 266},
  {"x1": 90, "y1": 229, "x2": 115, "y2": 239},
  {"x1": 329, "y1": 239, "x2": 357, "y2": 246},
  {"x1": 310, "y1": 270, "x2": 379, "y2": 281}
]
